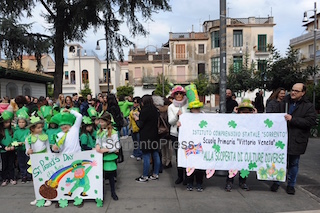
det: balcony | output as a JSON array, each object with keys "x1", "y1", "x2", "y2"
[
  {"x1": 172, "y1": 52, "x2": 189, "y2": 64},
  {"x1": 290, "y1": 31, "x2": 320, "y2": 46},
  {"x1": 99, "y1": 78, "x2": 112, "y2": 85},
  {"x1": 142, "y1": 76, "x2": 157, "y2": 84}
]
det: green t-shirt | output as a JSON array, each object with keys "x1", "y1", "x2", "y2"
[
  {"x1": 13, "y1": 127, "x2": 30, "y2": 151},
  {"x1": 80, "y1": 133, "x2": 95, "y2": 150},
  {"x1": 1, "y1": 129, "x2": 13, "y2": 153},
  {"x1": 46, "y1": 128, "x2": 62, "y2": 145}
]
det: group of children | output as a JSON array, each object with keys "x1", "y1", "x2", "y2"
[{"x1": 0, "y1": 105, "x2": 121, "y2": 207}]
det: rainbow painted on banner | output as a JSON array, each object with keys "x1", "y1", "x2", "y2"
[{"x1": 47, "y1": 160, "x2": 92, "y2": 188}]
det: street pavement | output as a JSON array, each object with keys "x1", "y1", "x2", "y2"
[{"x1": 0, "y1": 137, "x2": 320, "y2": 213}]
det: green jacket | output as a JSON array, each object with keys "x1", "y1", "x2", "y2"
[
  {"x1": 13, "y1": 127, "x2": 30, "y2": 151},
  {"x1": 0, "y1": 129, "x2": 13, "y2": 153},
  {"x1": 46, "y1": 128, "x2": 62, "y2": 145},
  {"x1": 80, "y1": 133, "x2": 95, "y2": 150},
  {"x1": 118, "y1": 101, "x2": 133, "y2": 117}
]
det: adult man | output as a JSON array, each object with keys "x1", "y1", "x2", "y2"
[
  {"x1": 226, "y1": 89, "x2": 238, "y2": 113},
  {"x1": 72, "y1": 93, "x2": 79, "y2": 107},
  {"x1": 271, "y1": 83, "x2": 317, "y2": 195},
  {"x1": 254, "y1": 91, "x2": 265, "y2": 113}
]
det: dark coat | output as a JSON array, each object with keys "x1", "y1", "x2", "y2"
[
  {"x1": 107, "y1": 105, "x2": 123, "y2": 130},
  {"x1": 226, "y1": 97, "x2": 238, "y2": 113},
  {"x1": 281, "y1": 95, "x2": 317, "y2": 155},
  {"x1": 266, "y1": 99, "x2": 282, "y2": 113},
  {"x1": 137, "y1": 105, "x2": 159, "y2": 153}
]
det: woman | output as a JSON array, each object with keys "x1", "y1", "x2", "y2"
[
  {"x1": 167, "y1": 85, "x2": 189, "y2": 184},
  {"x1": 266, "y1": 87, "x2": 286, "y2": 113},
  {"x1": 56, "y1": 94, "x2": 65, "y2": 108},
  {"x1": 134, "y1": 95, "x2": 160, "y2": 182},
  {"x1": 65, "y1": 96, "x2": 74, "y2": 109}
]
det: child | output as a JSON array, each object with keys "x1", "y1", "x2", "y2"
[
  {"x1": 80, "y1": 116, "x2": 95, "y2": 151},
  {"x1": 184, "y1": 84, "x2": 205, "y2": 192},
  {"x1": 96, "y1": 112, "x2": 120, "y2": 201},
  {"x1": 13, "y1": 108, "x2": 31, "y2": 183},
  {"x1": 45, "y1": 115, "x2": 61, "y2": 146},
  {"x1": 52, "y1": 109, "x2": 82, "y2": 153},
  {"x1": 25, "y1": 115, "x2": 52, "y2": 206},
  {"x1": 87, "y1": 107, "x2": 99, "y2": 140},
  {"x1": 225, "y1": 99, "x2": 257, "y2": 192},
  {"x1": 0, "y1": 110, "x2": 16, "y2": 186},
  {"x1": 128, "y1": 97, "x2": 142, "y2": 161}
]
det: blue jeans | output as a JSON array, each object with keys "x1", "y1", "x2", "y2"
[
  {"x1": 122, "y1": 117, "x2": 129, "y2": 136},
  {"x1": 132, "y1": 132, "x2": 142, "y2": 157},
  {"x1": 142, "y1": 150, "x2": 160, "y2": 177},
  {"x1": 287, "y1": 155, "x2": 300, "y2": 187},
  {"x1": 17, "y1": 150, "x2": 31, "y2": 178}
]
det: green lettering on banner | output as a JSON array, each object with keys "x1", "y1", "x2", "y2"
[
  {"x1": 265, "y1": 153, "x2": 285, "y2": 164},
  {"x1": 237, "y1": 152, "x2": 243, "y2": 162},
  {"x1": 33, "y1": 166, "x2": 42, "y2": 178},
  {"x1": 203, "y1": 151, "x2": 214, "y2": 161},
  {"x1": 63, "y1": 154, "x2": 74, "y2": 161}
]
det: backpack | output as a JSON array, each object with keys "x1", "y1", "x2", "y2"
[{"x1": 158, "y1": 112, "x2": 169, "y2": 137}]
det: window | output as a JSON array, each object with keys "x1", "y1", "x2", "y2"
[
  {"x1": 134, "y1": 67, "x2": 142, "y2": 78},
  {"x1": 233, "y1": 30, "x2": 243, "y2": 47},
  {"x1": 198, "y1": 63, "x2": 205, "y2": 76},
  {"x1": 198, "y1": 44, "x2": 205, "y2": 54},
  {"x1": 175, "y1": 44, "x2": 186, "y2": 59},
  {"x1": 22, "y1": 84, "x2": 31, "y2": 96},
  {"x1": 257, "y1": 60, "x2": 267, "y2": 73},
  {"x1": 82, "y1": 70, "x2": 89, "y2": 83},
  {"x1": 103, "y1": 69, "x2": 110, "y2": 83},
  {"x1": 125, "y1": 72, "x2": 129, "y2": 80},
  {"x1": 211, "y1": 31, "x2": 220, "y2": 48},
  {"x1": 6, "y1": 82, "x2": 18, "y2": 99},
  {"x1": 233, "y1": 56, "x2": 243, "y2": 72},
  {"x1": 258, "y1": 35, "x2": 267, "y2": 52},
  {"x1": 211, "y1": 57, "x2": 220, "y2": 74},
  {"x1": 154, "y1": 67, "x2": 163, "y2": 76},
  {"x1": 177, "y1": 66, "x2": 185, "y2": 83},
  {"x1": 69, "y1": 46, "x2": 75, "y2": 53},
  {"x1": 309, "y1": 44, "x2": 314, "y2": 57},
  {"x1": 70, "y1": 71, "x2": 76, "y2": 84},
  {"x1": 65, "y1": 71, "x2": 69, "y2": 80}
]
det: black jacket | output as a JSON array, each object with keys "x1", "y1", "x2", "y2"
[
  {"x1": 281, "y1": 95, "x2": 317, "y2": 155},
  {"x1": 266, "y1": 99, "x2": 282, "y2": 113},
  {"x1": 226, "y1": 97, "x2": 238, "y2": 113},
  {"x1": 137, "y1": 105, "x2": 159, "y2": 153}
]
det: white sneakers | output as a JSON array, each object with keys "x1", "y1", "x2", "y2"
[{"x1": 30, "y1": 199, "x2": 52, "y2": 207}]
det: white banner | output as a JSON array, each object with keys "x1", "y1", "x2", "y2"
[
  {"x1": 30, "y1": 150, "x2": 103, "y2": 202},
  {"x1": 178, "y1": 113, "x2": 288, "y2": 181}
]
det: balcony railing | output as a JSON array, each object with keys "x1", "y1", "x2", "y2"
[
  {"x1": 173, "y1": 52, "x2": 188, "y2": 60},
  {"x1": 290, "y1": 31, "x2": 320, "y2": 46}
]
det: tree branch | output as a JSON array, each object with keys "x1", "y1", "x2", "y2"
[{"x1": 39, "y1": 0, "x2": 56, "y2": 18}]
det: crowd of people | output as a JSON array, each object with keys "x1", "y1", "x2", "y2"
[{"x1": 0, "y1": 82, "x2": 317, "y2": 208}]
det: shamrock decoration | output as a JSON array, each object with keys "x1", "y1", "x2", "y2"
[
  {"x1": 212, "y1": 144, "x2": 220, "y2": 152},
  {"x1": 11, "y1": 141, "x2": 20, "y2": 147},
  {"x1": 228, "y1": 120, "x2": 237, "y2": 128},
  {"x1": 91, "y1": 154, "x2": 95, "y2": 158},
  {"x1": 94, "y1": 190, "x2": 98, "y2": 194},
  {"x1": 45, "y1": 156, "x2": 49, "y2": 161},
  {"x1": 199, "y1": 120, "x2": 208, "y2": 128},
  {"x1": 275, "y1": 141, "x2": 285, "y2": 149},
  {"x1": 264, "y1": 119, "x2": 273, "y2": 128},
  {"x1": 73, "y1": 196, "x2": 83, "y2": 206},
  {"x1": 240, "y1": 169, "x2": 250, "y2": 178},
  {"x1": 61, "y1": 187, "x2": 65, "y2": 191},
  {"x1": 276, "y1": 168, "x2": 286, "y2": 181},
  {"x1": 30, "y1": 115, "x2": 41, "y2": 124},
  {"x1": 36, "y1": 199, "x2": 45, "y2": 207},
  {"x1": 96, "y1": 198, "x2": 103, "y2": 207},
  {"x1": 82, "y1": 116, "x2": 92, "y2": 125},
  {"x1": 96, "y1": 175, "x2": 99, "y2": 179},
  {"x1": 258, "y1": 167, "x2": 268, "y2": 179},
  {"x1": 58, "y1": 199, "x2": 69, "y2": 208},
  {"x1": 248, "y1": 162, "x2": 257, "y2": 170},
  {"x1": 39, "y1": 178, "x2": 43, "y2": 181}
]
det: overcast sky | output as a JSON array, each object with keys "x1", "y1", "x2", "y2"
[{"x1": 28, "y1": 0, "x2": 315, "y2": 60}]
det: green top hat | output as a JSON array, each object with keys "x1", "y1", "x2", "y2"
[
  {"x1": 40, "y1": 106, "x2": 53, "y2": 120},
  {"x1": 16, "y1": 107, "x2": 29, "y2": 120},
  {"x1": 103, "y1": 153, "x2": 118, "y2": 171},
  {"x1": 185, "y1": 84, "x2": 204, "y2": 109},
  {"x1": 27, "y1": 115, "x2": 44, "y2": 128},
  {"x1": 0, "y1": 110, "x2": 14, "y2": 121},
  {"x1": 70, "y1": 107, "x2": 80, "y2": 113},
  {"x1": 238, "y1": 99, "x2": 254, "y2": 111},
  {"x1": 71, "y1": 160, "x2": 85, "y2": 172},
  {"x1": 55, "y1": 112, "x2": 76, "y2": 126},
  {"x1": 87, "y1": 107, "x2": 98, "y2": 118},
  {"x1": 49, "y1": 114, "x2": 60, "y2": 125},
  {"x1": 82, "y1": 116, "x2": 93, "y2": 125}
]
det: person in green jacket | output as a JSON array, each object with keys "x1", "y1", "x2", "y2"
[
  {"x1": 118, "y1": 95, "x2": 133, "y2": 139},
  {"x1": 0, "y1": 110, "x2": 16, "y2": 186},
  {"x1": 80, "y1": 116, "x2": 95, "y2": 151},
  {"x1": 13, "y1": 108, "x2": 31, "y2": 183},
  {"x1": 45, "y1": 114, "x2": 61, "y2": 146}
]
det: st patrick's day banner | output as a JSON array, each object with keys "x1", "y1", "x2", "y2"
[
  {"x1": 30, "y1": 150, "x2": 103, "y2": 207},
  {"x1": 178, "y1": 113, "x2": 288, "y2": 181}
]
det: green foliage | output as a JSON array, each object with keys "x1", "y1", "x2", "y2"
[
  {"x1": 80, "y1": 80, "x2": 92, "y2": 99},
  {"x1": 154, "y1": 75, "x2": 171, "y2": 97},
  {"x1": 193, "y1": 74, "x2": 218, "y2": 96},
  {"x1": 306, "y1": 83, "x2": 320, "y2": 110},
  {"x1": 116, "y1": 85, "x2": 134, "y2": 97}
]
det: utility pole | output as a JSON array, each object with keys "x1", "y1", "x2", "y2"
[{"x1": 219, "y1": 0, "x2": 227, "y2": 113}]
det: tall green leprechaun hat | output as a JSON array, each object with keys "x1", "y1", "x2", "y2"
[
  {"x1": 185, "y1": 83, "x2": 204, "y2": 109},
  {"x1": 87, "y1": 107, "x2": 98, "y2": 118},
  {"x1": 16, "y1": 107, "x2": 29, "y2": 120},
  {"x1": 55, "y1": 112, "x2": 76, "y2": 126},
  {"x1": 49, "y1": 114, "x2": 60, "y2": 125},
  {"x1": 40, "y1": 106, "x2": 53, "y2": 122},
  {"x1": 0, "y1": 110, "x2": 14, "y2": 121}
]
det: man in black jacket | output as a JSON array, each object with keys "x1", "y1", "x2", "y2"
[
  {"x1": 271, "y1": 83, "x2": 317, "y2": 195},
  {"x1": 226, "y1": 89, "x2": 238, "y2": 113}
]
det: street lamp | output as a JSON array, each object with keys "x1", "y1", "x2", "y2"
[
  {"x1": 160, "y1": 45, "x2": 170, "y2": 97},
  {"x1": 96, "y1": 38, "x2": 110, "y2": 94},
  {"x1": 303, "y1": 2, "x2": 318, "y2": 106}
]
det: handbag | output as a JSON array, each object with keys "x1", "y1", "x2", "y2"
[{"x1": 158, "y1": 115, "x2": 169, "y2": 136}]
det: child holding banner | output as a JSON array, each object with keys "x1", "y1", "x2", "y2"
[
  {"x1": 25, "y1": 115, "x2": 52, "y2": 206},
  {"x1": 96, "y1": 112, "x2": 120, "y2": 201},
  {"x1": 80, "y1": 116, "x2": 96, "y2": 150},
  {"x1": 225, "y1": 99, "x2": 257, "y2": 192}
]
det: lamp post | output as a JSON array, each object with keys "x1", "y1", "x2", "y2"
[
  {"x1": 78, "y1": 48, "x2": 82, "y2": 91},
  {"x1": 160, "y1": 45, "x2": 170, "y2": 97},
  {"x1": 96, "y1": 37, "x2": 110, "y2": 94},
  {"x1": 303, "y1": 2, "x2": 317, "y2": 106}
]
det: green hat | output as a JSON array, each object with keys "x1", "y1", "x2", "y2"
[
  {"x1": 52, "y1": 105, "x2": 60, "y2": 116},
  {"x1": 49, "y1": 114, "x2": 60, "y2": 125},
  {"x1": 103, "y1": 153, "x2": 118, "y2": 171},
  {"x1": 0, "y1": 110, "x2": 14, "y2": 121},
  {"x1": 87, "y1": 107, "x2": 98, "y2": 118},
  {"x1": 40, "y1": 106, "x2": 53, "y2": 120},
  {"x1": 55, "y1": 112, "x2": 76, "y2": 126},
  {"x1": 70, "y1": 107, "x2": 80, "y2": 113},
  {"x1": 71, "y1": 160, "x2": 85, "y2": 172},
  {"x1": 238, "y1": 99, "x2": 254, "y2": 111},
  {"x1": 16, "y1": 108, "x2": 29, "y2": 120},
  {"x1": 185, "y1": 84, "x2": 204, "y2": 109},
  {"x1": 82, "y1": 116, "x2": 93, "y2": 125},
  {"x1": 27, "y1": 115, "x2": 44, "y2": 128}
]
